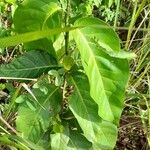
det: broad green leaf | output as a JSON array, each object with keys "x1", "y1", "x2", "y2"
[
  {"x1": 13, "y1": 0, "x2": 62, "y2": 54},
  {"x1": 68, "y1": 72, "x2": 117, "y2": 149},
  {"x1": 72, "y1": 18, "x2": 129, "y2": 123},
  {"x1": 16, "y1": 82, "x2": 62, "y2": 145},
  {"x1": 0, "y1": 50, "x2": 58, "y2": 78},
  {"x1": 67, "y1": 131, "x2": 92, "y2": 150},
  {"x1": 24, "y1": 39, "x2": 57, "y2": 58},
  {"x1": 73, "y1": 17, "x2": 120, "y2": 52},
  {"x1": 51, "y1": 133, "x2": 69, "y2": 150},
  {"x1": 14, "y1": 0, "x2": 61, "y2": 33},
  {"x1": 0, "y1": 26, "x2": 78, "y2": 48},
  {"x1": 51, "y1": 132, "x2": 70, "y2": 150}
]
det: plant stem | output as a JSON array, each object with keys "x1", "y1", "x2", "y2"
[
  {"x1": 0, "y1": 136, "x2": 28, "y2": 150},
  {"x1": 125, "y1": 0, "x2": 147, "y2": 49},
  {"x1": 143, "y1": 20, "x2": 150, "y2": 46},
  {"x1": 0, "y1": 116, "x2": 18, "y2": 134},
  {"x1": 128, "y1": 9, "x2": 150, "y2": 48},
  {"x1": 0, "y1": 125, "x2": 10, "y2": 134},
  {"x1": 65, "y1": 32, "x2": 69, "y2": 55},
  {"x1": 125, "y1": 0, "x2": 138, "y2": 49},
  {"x1": 4, "y1": 84, "x2": 22, "y2": 119},
  {"x1": 64, "y1": 0, "x2": 70, "y2": 55},
  {"x1": 61, "y1": 78, "x2": 67, "y2": 114},
  {"x1": 133, "y1": 64, "x2": 150, "y2": 88},
  {"x1": 114, "y1": 0, "x2": 120, "y2": 29}
]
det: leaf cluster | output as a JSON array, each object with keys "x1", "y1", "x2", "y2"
[{"x1": 0, "y1": 0, "x2": 132, "y2": 149}]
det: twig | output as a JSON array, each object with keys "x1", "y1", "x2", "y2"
[
  {"x1": 0, "y1": 77, "x2": 37, "y2": 81},
  {"x1": 0, "y1": 115, "x2": 18, "y2": 135}
]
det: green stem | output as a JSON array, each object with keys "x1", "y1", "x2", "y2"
[
  {"x1": 65, "y1": 32, "x2": 69, "y2": 55},
  {"x1": 4, "y1": 84, "x2": 22, "y2": 119},
  {"x1": 142, "y1": 20, "x2": 150, "y2": 46},
  {"x1": 125, "y1": 0, "x2": 147, "y2": 49},
  {"x1": 114, "y1": 0, "x2": 120, "y2": 29},
  {"x1": 64, "y1": 0, "x2": 70, "y2": 55},
  {"x1": 0, "y1": 125, "x2": 10, "y2": 134},
  {"x1": 133, "y1": 64, "x2": 150, "y2": 88},
  {"x1": 0, "y1": 136, "x2": 28, "y2": 150},
  {"x1": 0, "y1": 116, "x2": 18, "y2": 134}
]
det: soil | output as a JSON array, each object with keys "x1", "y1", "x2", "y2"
[{"x1": 115, "y1": 109, "x2": 148, "y2": 150}]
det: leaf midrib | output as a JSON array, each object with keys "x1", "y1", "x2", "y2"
[
  {"x1": 75, "y1": 29, "x2": 113, "y2": 116},
  {"x1": 70, "y1": 76, "x2": 96, "y2": 141},
  {"x1": 71, "y1": 76, "x2": 112, "y2": 146},
  {"x1": 1, "y1": 65, "x2": 58, "y2": 72}
]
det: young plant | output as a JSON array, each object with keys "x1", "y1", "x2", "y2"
[{"x1": 0, "y1": 0, "x2": 131, "y2": 149}]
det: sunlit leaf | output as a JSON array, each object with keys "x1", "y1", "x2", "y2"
[
  {"x1": 13, "y1": 0, "x2": 62, "y2": 55},
  {"x1": 0, "y1": 27, "x2": 78, "y2": 48},
  {"x1": 73, "y1": 17, "x2": 120, "y2": 52},
  {"x1": 72, "y1": 17, "x2": 129, "y2": 123},
  {"x1": 108, "y1": 50, "x2": 136, "y2": 59},
  {"x1": 14, "y1": 0, "x2": 61, "y2": 33},
  {"x1": 50, "y1": 127, "x2": 69, "y2": 150},
  {"x1": 68, "y1": 72, "x2": 117, "y2": 149}
]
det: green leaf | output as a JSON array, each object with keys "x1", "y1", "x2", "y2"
[
  {"x1": 15, "y1": 95, "x2": 26, "y2": 103},
  {"x1": 16, "y1": 82, "x2": 62, "y2": 144},
  {"x1": 73, "y1": 17, "x2": 120, "y2": 52},
  {"x1": 14, "y1": 0, "x2": 61, "y2": 33},
  {"x1": 13, "y1": 0, "x2": 62, "y2": 54},
  {"x1": 63, "y1": 56, "x2": 74, "y2": 70},
  {"x1": 0, "y1": 83, "x2": 5, "y2": 90},
  {"x1": 0, "y1": 50, "x2": 58, "y2": 78},
  {"x1": 67, "y1": 131, "x2": 92, "y2": 150},
  {"x1": 24, "y1": 39, "x2": 57, "y2": 58},
  {"x1": 0, "y1": 27, "x2": 78, "y2": 48},
  {"x1": 53, "y1": 123, "x2": 64, "y2": 133},
  {"x1": 68, "y1": 72, "x2": 117, "y2": 149},
  {"x1": 5, "y1": 0, "x2": 15, "y2": 4},
  {"x1": 72, "y1": 18, "x2": 129, "y2": 123},
  {"x1": 51, "y1": 133, "x2": 69, "y2": 150},
  {"x1": 108, "y1": 49, "x2": 136, "y2": 59},
  {"x1": 51, "y1": 125, "x2": 69, "y2": 150}
]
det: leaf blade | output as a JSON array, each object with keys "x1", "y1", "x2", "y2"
[
  {"x1": 68, "y1": 72, "x2": 117, "y2": 149},
  {"x1": 72, "y1": 18, "x2": 129, "y2": 122},
  {"x1": 0, "y1": 27, "x2": 78, "y2": 48},
  {"x1": 13, "y1": 0, "x2": 62, "y2": 54},
  {"x1": 0, "y1": 50, "x2": 58, "y2": 78},
  {"x1": 74, "y1": 17, "x2": 120, "y2": 52},
  {"x1": 67, "y1": 131, "x2": 92, "y2": 150},
  {"x1": 13, "y1": 0, "x2": 61, "y2": 33},
  {"x1": 16, "y1": 81, "x2": 62, "y2": 145}
]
